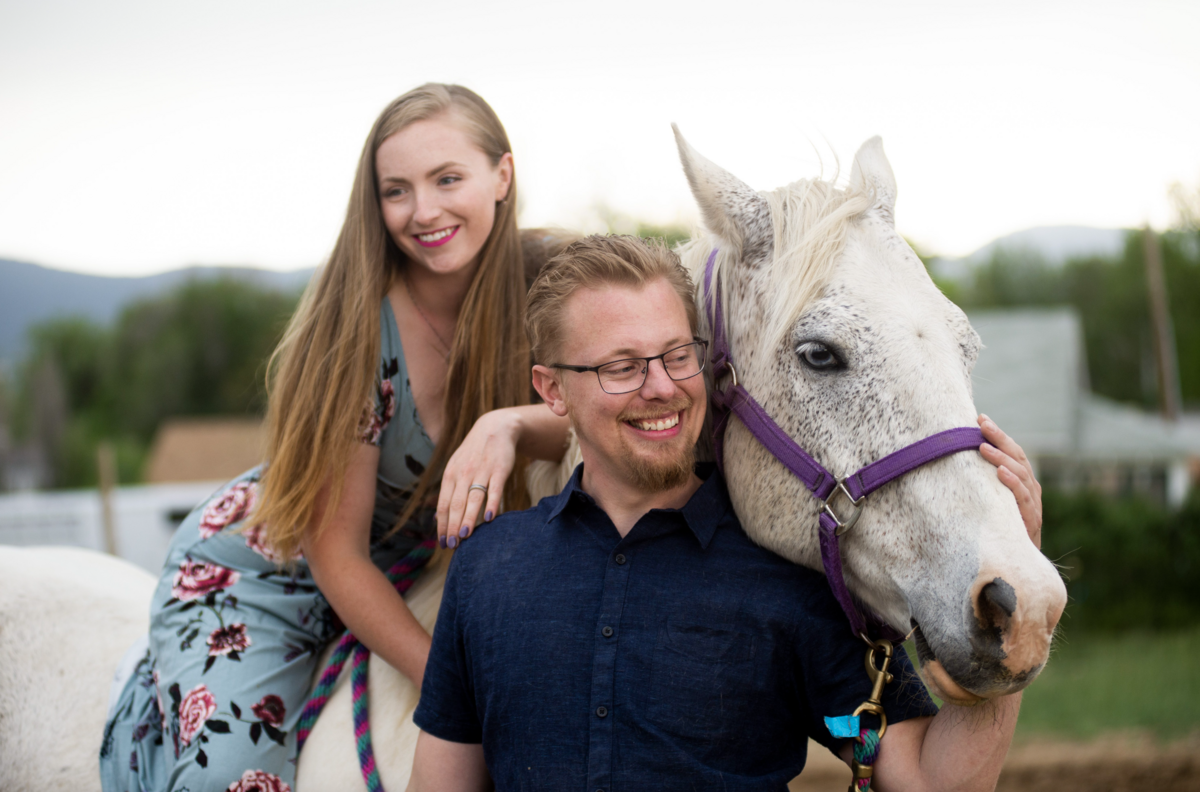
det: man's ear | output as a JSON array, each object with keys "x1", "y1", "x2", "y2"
[{"x1": 532, "y1": 365, "x2": 568, "y2": 417}]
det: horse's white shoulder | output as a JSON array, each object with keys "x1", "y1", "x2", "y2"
[
  {"x1": 0, "y1": 546, "x2": 154, "y2": 792},
  {"x1": 526, "y1": 427, "x2": 581, "y2": 500},
  {"x1": 294, "y1": 549, "x2": 450, "y2": 790}
]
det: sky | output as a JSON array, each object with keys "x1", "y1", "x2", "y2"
[{"x1": 1, "y1": 0, "x2": 1198, "y2": 276}]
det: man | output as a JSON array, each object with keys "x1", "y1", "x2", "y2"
[{"x1": 409, "y1": 235, "x2": 1030, "y2": 791}]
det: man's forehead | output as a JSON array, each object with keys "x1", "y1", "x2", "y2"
[{"x1": 559, "y1": 280, "x2": 692, "y2": 361}]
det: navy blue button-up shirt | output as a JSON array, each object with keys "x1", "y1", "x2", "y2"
[{"x1": 415, "y1": 465, "x2": 936, "y2": 791}]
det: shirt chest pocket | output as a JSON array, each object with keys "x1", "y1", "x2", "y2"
[
  {"x1": 662, "y1": 621, "x2": 756, "y2": 665},
  {"x1": 646, "y1": 619, "x2": 774, "y2": 749}
]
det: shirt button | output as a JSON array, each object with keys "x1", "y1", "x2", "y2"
[
  {"x1": 615, "y1": 554, "x2": 627, "y2": 565},
  {"x1": 602, "y1": 626, "x2": 614, "y2": 638},
  {"x1": 596, "y1": 706, "x2": 608, "y2": 718}
]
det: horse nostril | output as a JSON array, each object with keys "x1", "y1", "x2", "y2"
[{"x1": 977, "y1": 577, "x2": 1017, "y2": 632}]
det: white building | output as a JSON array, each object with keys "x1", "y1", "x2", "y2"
[{"x1": 969, "y1": 308, "x2": 1198, "y2": 506}]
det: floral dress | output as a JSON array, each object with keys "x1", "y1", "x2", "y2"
[{"x1": 100, "y1": 299, "x2": 435, "y2": 792}]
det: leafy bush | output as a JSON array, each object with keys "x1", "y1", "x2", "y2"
[
  {"x1": 1043, "y1": 488, "x2": 1200, "y2": 631},
  {"x1": 11, "y1": 279, "x2": 298, "y2": 487}
]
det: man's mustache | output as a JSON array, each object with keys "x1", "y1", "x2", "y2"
[{"x1": 617, "y1": 394, "x2": 694, "y2": 424}]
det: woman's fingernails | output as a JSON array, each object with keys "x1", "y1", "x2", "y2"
[
  {"x1": 447, "y1": 535, "x2": 458, "y2": 549},
  {"x1": 459, "y1": 526, "x2": 470, "y2": 538},
  {"x1": 438, "y1": 536, "x2": 447, "y2": 549},
  {"x1": 485, "y1": 511, "x2": 494, "y2": 522}
]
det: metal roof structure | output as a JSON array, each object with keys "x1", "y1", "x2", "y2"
[
  {"x1": 969, "y1": 308, "x2": 1198, "y2": 462},
  {"x1": 143, "y1": 417, "x2": 264, "y2": 483}
]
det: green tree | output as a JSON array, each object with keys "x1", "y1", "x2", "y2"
[
  {"x1": 634, "y1": 222, "x2": 691, "y2": 249},
  {"x1": 12, "y1": 278, "x2": 298, "y2": 488},
  {"x1": 106, "y1": 279, "x2": 297, "y2": 439}
]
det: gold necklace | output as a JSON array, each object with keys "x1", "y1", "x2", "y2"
[{"x1": 403, "y1": 273, "x2": 453, "y2": 359}]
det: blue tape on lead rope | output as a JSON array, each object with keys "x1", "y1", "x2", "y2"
[{"x1": 825, "y1": 714, "x2": 861, "y2": 739}]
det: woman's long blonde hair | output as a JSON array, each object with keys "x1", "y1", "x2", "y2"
[{"x1": 253, "y1": 84, "x2": 531, "y2": 560}]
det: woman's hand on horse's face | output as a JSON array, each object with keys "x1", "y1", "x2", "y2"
[
  {"x1": 436, "y1": 409, "x2": 521, "y2": 548},
  {"x1": 978, "y1": 414, "x2": 1042, "y2": 549}
]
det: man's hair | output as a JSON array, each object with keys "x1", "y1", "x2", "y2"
[{"x1": 525, "y1": 234, "x2": 698, "y2": 365}]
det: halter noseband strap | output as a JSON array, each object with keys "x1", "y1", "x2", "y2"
[{"x1": 702, "y1": 249, "x2": 984, "y2": 641}]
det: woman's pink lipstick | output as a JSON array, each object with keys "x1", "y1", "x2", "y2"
[{"x1": 413, "y1": 226, "x2": 459, "y2": 248}]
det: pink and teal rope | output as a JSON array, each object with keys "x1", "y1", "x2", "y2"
[
  {"x1": 296, "y1": 539, "x2": 436, "y2": 792},
  {"x1": 853, "y1": 727, "x2": 883, "y2": 791}
]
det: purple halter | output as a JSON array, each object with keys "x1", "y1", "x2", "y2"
[{"x1": 702, "y1": 250, "x2": 984, "y2": 641}]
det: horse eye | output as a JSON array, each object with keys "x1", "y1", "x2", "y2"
[{"x1": 797, "y1": 342, "x2": 841, "y2": 370}]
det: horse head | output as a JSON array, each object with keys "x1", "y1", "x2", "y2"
[{"x1": 673, "y1": 127, "x2": 1067, "y2": 705}]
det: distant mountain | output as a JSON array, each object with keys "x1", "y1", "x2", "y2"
[
  {"x1": 0, "y1": 259, "x2": 315, "y2": 367},
  {"x1": 0, "y1": 224, "x2": 1131, "y2": 368},
  {"x1": 930, "y1": 226, "x2": 1128, "y2": 283}
]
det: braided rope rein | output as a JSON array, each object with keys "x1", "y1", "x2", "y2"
[
  {"x1": 296, "y1": 539, "x2": 436, "y2": 792},
  {"x1": 852, "y1": 728, "x2": 883, "y2": 791}
]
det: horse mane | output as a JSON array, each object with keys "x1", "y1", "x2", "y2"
[{"x1": 679, "y1": 177, "x2": 873, "y2": 355}]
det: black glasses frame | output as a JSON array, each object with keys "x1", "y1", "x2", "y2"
[{"x1": 552, "y1": 339, "x2": 709, "y2": 395}]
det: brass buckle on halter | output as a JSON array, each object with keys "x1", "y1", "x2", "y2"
[{"x1": 823, "y1": 478, "x2": 865, "y2": 537}]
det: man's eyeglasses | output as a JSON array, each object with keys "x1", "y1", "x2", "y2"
[{"x1": 552, "y1": 339, "x2": 709, "y2": 395}]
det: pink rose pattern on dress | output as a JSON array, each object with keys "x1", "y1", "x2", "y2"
[
  {"x1": 172, "y1": 561, "x2": 241, "y2": 602},
  {"x1": 206, "y1": 623, "x2": 251, "y2": 657},
  {"x1": 124, "y1": 466, "x2": 324, "y2": 779},
  {"x1": 226, "y1": 769, "x2": 292, "y2": 792},
  {"x1": 358, "y1": 378, "x2": 396, "y2": 445},
  {"x1": 242, "y1": 521, "x2": 302, "y2": 564},
  {"x1": 250, "y1": 694, "x2": 286, "y2": 727},
  {"x1": 198, "y1": 481, "x2": 258, "y2": 539},
  {"x1": 178, "y1": 684, "x2": 217, "y2": 747}
]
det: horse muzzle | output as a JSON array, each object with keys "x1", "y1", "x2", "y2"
[{"x1": 910, "y1": 567, "x2": 1067, "y2": 704}]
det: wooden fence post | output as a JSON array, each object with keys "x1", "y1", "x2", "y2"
[{"x1": 97, "y1": 442, "x2": 119, "y2": 556}]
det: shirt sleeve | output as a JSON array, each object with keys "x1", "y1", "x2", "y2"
[
  {"x1": 413, "y1": 551, "x2": 483, "y2": 743},
  {"x1": 791, "y1": 587, "x2": 939, "y2": 753}
]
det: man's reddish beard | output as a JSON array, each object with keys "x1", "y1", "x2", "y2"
[{"x1": 572, "y1": 392, "x2": 698, "y2": 494}]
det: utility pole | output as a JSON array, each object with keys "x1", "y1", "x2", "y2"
[{"x1": 1143, "y1": 225, "x2": 1182, "y2": 421}]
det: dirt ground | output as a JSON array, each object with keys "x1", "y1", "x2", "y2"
[{"x1": 788, "y1": 732, "x2": 1200, "y2": 792}]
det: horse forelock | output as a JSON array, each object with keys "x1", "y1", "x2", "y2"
[{"x1": 679, "y1": 177, "x2": 874, "y2": 358}]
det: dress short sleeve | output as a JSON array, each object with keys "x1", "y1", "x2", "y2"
[{"x1": 358, "y1": 366, "x2": 398, "y2": 447}]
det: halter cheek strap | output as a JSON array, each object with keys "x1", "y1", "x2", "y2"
[{"x1": 702, "y1": 249, "x2": 983, "y2": 640}]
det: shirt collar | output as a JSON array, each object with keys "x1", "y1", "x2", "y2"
[{"x1": 546, "y1": 462, "x2": 732, "y2": 549}]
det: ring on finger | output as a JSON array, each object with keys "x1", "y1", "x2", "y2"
[{"x1": 468, "y1": 484, "x2": 488, "y2": 495}]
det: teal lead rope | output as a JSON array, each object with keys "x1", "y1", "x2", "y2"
[
  {"x1": 825, "y1": 638, "x2": 895, "y2": 792},
  {"x1": 296, "y1": 539, "x2": 437, "y2": 792},
  {"x1": 852, "y1": 728, "x2": 883, "y2": 791}
]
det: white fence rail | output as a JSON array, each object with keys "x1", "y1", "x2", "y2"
[{"x1": 0, "y1": 482, "x2": 223, "y2": 573}]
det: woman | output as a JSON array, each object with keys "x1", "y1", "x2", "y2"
[{"x1": 100, "y1": 84, "x2": 570, "y2": 792}]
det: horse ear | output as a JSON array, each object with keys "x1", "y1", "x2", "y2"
[
  {"x1": 672, "y1": 124, "x2": 769, "y2": 255},
  {"x1": 850, "y1": 136, "x2": 897, "y2": 226}
]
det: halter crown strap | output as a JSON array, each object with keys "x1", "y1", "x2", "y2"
[{"x1": 702, "y1": 248, "x2": 983, "y2": 640}]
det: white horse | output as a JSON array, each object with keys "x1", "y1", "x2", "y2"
[{"x1": 0, "y1": 133, "x2": 1066, "y2": 791}]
